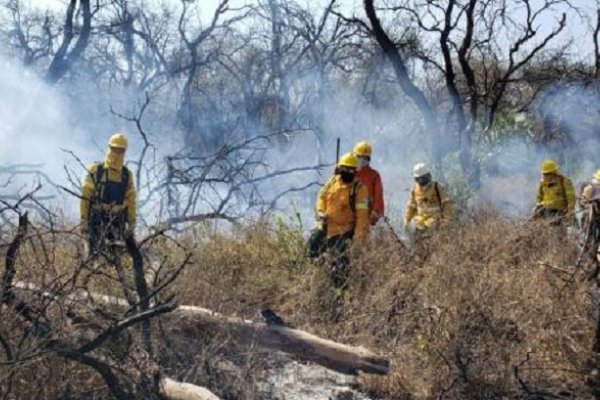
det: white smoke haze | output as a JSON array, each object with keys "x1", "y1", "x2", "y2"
[
  {"x1": 1, "y1": 50, "x2": 596, "y2": 232},
  {"x1": 0, "y1": 56, "x2": 90, "y2": 197},
  {"x1": 0, "y1": 49, "x2": 542, "y2": 229},
  {"x1": 472, "y1": 81, "x2": 600, "y2": 217},
  {"x1": 0, "y1": 52, "x2": 177, "y2": 225},
  {"x1": 2, "y1": 0, "x2": 600, "y2": 232}
]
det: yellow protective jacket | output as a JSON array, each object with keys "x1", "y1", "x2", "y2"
[
  {"x1": 580, "y1": 183, "x2": 600, "y2": 207},
  {"x1": 536, "y1": 174, "x2": 575, "y2": 216},
  {"x1": 80, "y1": 162, "x2": 136, "y2": 224},
  {"x1": 404, "y1": 181, "x2": 453, "y2": 230},
  {"x1": 316, "y1": 175, "x2": 370, "y2": 241}
]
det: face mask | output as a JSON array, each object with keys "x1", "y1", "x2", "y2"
[
  {"x1": 340, "y1": 171, "x2": 355, "y2": 183},
  {"x1": 542, "y1": 173, "x2": 556, "y2": 183},
  {"x1": 415, "y1": 174, "x2": 431, "y2": 186},
  {"x1": 106, "y1": 149, "x2": 125, "y2": 170},
  {"x1": 357, "y1": 158, "x2": 369, "y2": 170}
]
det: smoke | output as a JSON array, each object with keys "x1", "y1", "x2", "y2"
[
  {"x1": 0, "y1": 57, "x2": 90, "y2": 197},
  {"x1": 475, "y1": 82, "x2": 600, "y2": 217},
  {"x1": 0, "y1": 0, "x2": 448, "y2": 232},
  {"x1": 243, "y1": 64, "x2": 432, "y2": 230},
  {"x1": 535, "y1": 82, "x2": 600, "y2": 176},
  {"x1": 5, "y1": 0, "x2": 598, "y2": 231},
  {"x1": 4, "y1": 42, "x2": 592, "y2": 230},
  {"x1": 0, "y1": 53, "x2": 178, "y2": 224}
]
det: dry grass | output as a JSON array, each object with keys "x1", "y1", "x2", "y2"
[
  {"x1": 172, "y1": 207, "x2": 598, "y2": 399},
  {"x1": 1, "y1": 207, "x2": 599, "y2": 399}
]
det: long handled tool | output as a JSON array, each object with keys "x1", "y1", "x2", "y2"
[{"x1": 382, "y1": 217, "x2": 409, "y2": 252}]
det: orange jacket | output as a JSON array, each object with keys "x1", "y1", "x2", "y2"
[
  {"x1": 356, "y1": 165, "x2": 384, "y2": 224},
  {"x1": 316, "y1": 175, "x2": 370, "y2": 240}
]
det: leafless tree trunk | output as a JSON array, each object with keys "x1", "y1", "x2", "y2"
[
  {"x1": 45, "y1": 0, "x2": 92, "y2": 83},
  {"x1": 594, "y1": 6, "x2": 600, "y2": 78},
  {"x1": 363, "y1": 0, "x2": 443, "y2": 169}
]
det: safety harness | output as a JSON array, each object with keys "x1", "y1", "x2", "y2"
[
  {"x1": 89, "y1": 163, "x2": 130, "y2": 216},
  {"x1": 433, "y1": 182, "x2": 443, "y2": 218},
  {"x1": 349, "y1": 180, "x2": 361, "y2": 231}
]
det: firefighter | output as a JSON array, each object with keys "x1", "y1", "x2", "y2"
[
  {"x1": 580, "y1": 170, "x2": 600, "y2": 208},
  {"x1": 533, "y1": 159, "x2": 575, "y2": 224},
  {"x1": 403, "y1": 163, "x2": 453, "y2": 232},
  {"x1": 353, "y1": 141, "x2": 385, "y2": 226},
  {"x1": 579, "y1": 170, "x2": 600, "y2": 230},
  {"x1": 314, "y1": 152, "x2": 369, "y2": 289},
  {"x1": 80, "y1": 133, "x2": 136, "y2": 255}
]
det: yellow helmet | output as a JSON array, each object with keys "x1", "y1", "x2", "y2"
[
  {"x1": 594, "y1": 169, "x2": 600, "y2": 181},
  {"x1": 540, "y1": 159, "x2": 558, "y2": 174},
  {"x1": 337, "y1": 152, "x2": 358, "y2": 169},
  {"x1": 353, "y1": 141, "x2": 372, "y2": 157},
  {"x1": 108, "y1": 133, "x2": 128, "y2": 149}
]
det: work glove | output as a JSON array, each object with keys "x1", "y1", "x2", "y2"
[{"x1": 79, "y1": 220, "x2": 89, "y2": 235}]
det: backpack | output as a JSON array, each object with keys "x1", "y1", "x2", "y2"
[{"x1": 433, "y1": 182, "x2": 443, "y2": 217}]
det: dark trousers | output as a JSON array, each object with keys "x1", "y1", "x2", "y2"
[
  {"x1": 88, "y1": 210, "x2": 126, "y2": 256},
  {"x1": 326, "y1": 232, "x2": 353, "y2": 289}
]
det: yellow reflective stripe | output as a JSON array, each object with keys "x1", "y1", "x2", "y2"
[{"x1": 355, "y1": 203, "x2": 369, "y2": 210}]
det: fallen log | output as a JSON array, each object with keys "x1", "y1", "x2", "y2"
[
  {"x1": 13, "y1": 281, "x2": 390, "y2": 375},
  {"x1": 171, "y1": 306, "x2": 389, "y2": 375}
]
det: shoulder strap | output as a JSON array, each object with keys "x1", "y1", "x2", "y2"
[
  {"x1": 434, "y1": 182, "x2": 443, "y2": 215},
  {"x1": 559, "y1": 175, "x2": 568, "y2": 203},
  {"x1": 94, "y1": 162, "x2": 104, "y2": 185},
  {"x1": 88, "y1": 162, "x2": 104, "y2": 206},
  {"x1": 349, "y1": 181, "x2": 361, "y2": 233},
  {"x1": 122, "y1": 166, "x2": 130, "y2": 188},
  {"x1": 92, "y1": 163, "x2": 130, "y2": 204},
  {"x1": 349, "y1": 181, "x2": 360, "y2": 212}
]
